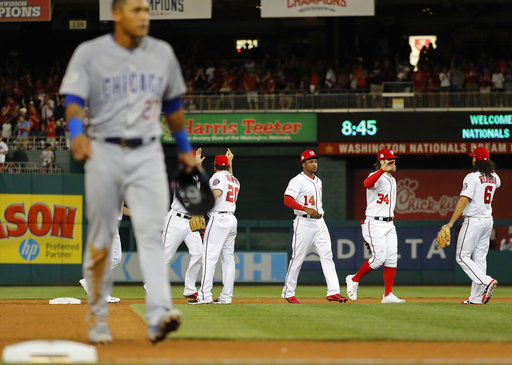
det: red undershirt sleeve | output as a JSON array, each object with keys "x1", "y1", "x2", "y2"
[
  {"x1": 284, "y1": 195, "x2": 305, "y2": 211},
  {"x1": 364, "y1": 169, "x2": 384, "y2": 189}
]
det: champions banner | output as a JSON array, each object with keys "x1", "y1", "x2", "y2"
[
  {"x1": 99, "y1": 0, "x2": 212, "y2": 20},
  {"x1": 0, "y1": 194, "x2": 83, "y2": 264},
  {"x1": 261, "y1": 0, "x2": 375, "y2": 18},
  {"x1": 0, "y1": 0, "x2": 51, "y2": 22}
]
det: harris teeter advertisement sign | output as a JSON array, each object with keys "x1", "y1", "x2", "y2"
[{"x1": 161, "y1": 113, "x2": 317, "y2": 143}]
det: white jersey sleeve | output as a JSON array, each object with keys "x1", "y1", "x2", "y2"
[
  {"x1": 284, "y1": 175, "x2": 302, "y2": 200},
  {"x1": 210, "y1": 172, "x2": 227, "y2": 193},
  {"x1": 59, "y1": 43, "x2": 90, "y2": 100},
  {"x1": 460, "y1": 173, "x2": 477, "y2": 199},
  {"x1": 163, "y1": 45, "x2": 186, "y2": 101}
]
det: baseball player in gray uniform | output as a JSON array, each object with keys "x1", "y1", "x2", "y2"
[{"x1": 60, "y1": 0, "x2": 195, "y2": 344}]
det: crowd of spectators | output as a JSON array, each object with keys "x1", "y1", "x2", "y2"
[
  {"x1": 0, "y1": 68, "x2": 67, "y2": 144},
  {"x1": 180, "y1": 50, "x2": 512, "y2": 99},
  {"x1": 2, "y1": 46, "x2": 512, "y2": 141}
]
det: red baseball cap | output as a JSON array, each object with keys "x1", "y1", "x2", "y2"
[
  {"x1": 377, "y1": 148, "x2": 399, "y2": 160},
  {"x1": 469, "y1": 147, "x2": 490, "y2": 161},
  {"x1": 214, "y1": 155, "x2": 229, "y2": 166},
  {"x1": 300, "y1": 150, "x2": 318, "y2": 163}
]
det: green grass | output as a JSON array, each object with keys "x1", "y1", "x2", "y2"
[
  {"x1": 1, "y1": 285, "x2": 511, "y2": 342},
  {"x1": 1, "y1": 284, "x2": 511, "y2": 300},
  {"x1": 131, "y1": 302, "x2": 512, "y2": 342}
]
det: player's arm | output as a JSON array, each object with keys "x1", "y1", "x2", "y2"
[
  {"x1": 363, "y1": 161, "x2": 394, "y2": 188},
  {"x1": 445, "y1": 196, "x2": 470, "y2": 228},
  {"x1": 283, "y1": 195, "x2": 321, "y2": 219},
  {"x1": 122, "y1": 206, "x2": 130, "y2": 216},
  {"x1": 64, "y1": 95, "x2": 90, "y2": 161},
  {"x1": 225, "y1": 148, "x2": 234, "y2": 174},
  {"x1": 195, "y1": 147, "x2": 205, "y2": 166},
  {"x1": 212, "y1": 189, "x2": 222, "y2": 200},
  {"x1": 163, "y1": 100, "x2": 194, "y2": 169}
]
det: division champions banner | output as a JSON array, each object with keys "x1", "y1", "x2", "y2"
[
  {"x1": 99, "y1": 0, "x2": 211, "y2": 20},
  {"x1": 0, "y1": 0, "x2": 51, "y2": 22},
  {"x1": 261, "y1": 0, "x2": 374, "y2": 18}
]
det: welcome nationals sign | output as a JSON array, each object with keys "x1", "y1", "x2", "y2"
[
  {"x1": 0, "y1": 0, "x2": 51, "y2": 22},
  {"x1": 261, "y1": 0, "x2": 374, "y2": 18}
]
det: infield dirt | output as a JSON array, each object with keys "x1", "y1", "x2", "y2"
[{"x1": 1, "y1": 299, "x2": 511, "y2": 364}]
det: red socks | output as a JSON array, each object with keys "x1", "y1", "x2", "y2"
[
  {"x1": 352, "y1": 262, "x2": 397, "y2": 296},
  {"x1": 352, "y1": 260, "x2": 373, "y2": 282},
  {"x1": 383, "y1": 266, "x2": 396, "y2": 296}
]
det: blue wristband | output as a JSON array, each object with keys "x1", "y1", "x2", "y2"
[
  {"x1": 172, "y1": 128, "x2": 192, "y2": 153},
  {"x1": 68, "y1": 117, "x2": 84, "y2": 140}
]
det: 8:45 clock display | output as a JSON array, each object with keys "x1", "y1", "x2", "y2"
[{"x1": 341, "y1": 120, "x2": 377, "y2": 136}]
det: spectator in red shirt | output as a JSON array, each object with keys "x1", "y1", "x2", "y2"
[
  {"x1": 28, "y1": 104, "x2": 41, "y2": 136},
  {"x1": 352, "y1": 64, "x2": 368, "y2": 91},
  {"x1": 244, "y1": 71, "x2": 260, "y2": 109},
  {"x1": 465, "y1": 62, "x2": 479, "y2": 91},
  {"x1": 310, "y1": 69, "x2": 320, "y2": 94},
  {"x1": 46, "y1": 117, "x2": 56, "y2": 145},
  {"x1": 262, "y1": 71, "x2": 276, "y2": 109},
  {"x1": 5, "y1": 97, "x2": 19, "y2": 123},
  {"x1": 479, "y1": 68, "x2": 492, "y2": 107},
  {"x1": 411, "y1": 66, "x2": 428, "y2": 92}
]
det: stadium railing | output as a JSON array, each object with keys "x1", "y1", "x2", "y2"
[
  {"x1": 1, "y1": 161, "x2": 62, "y2": 175},
  {"x1": 4, "y1": 136, "x2": 69, "y2": 150},
  {"x1": 183, "y1": 91, "x2": 512, "y2": 111}
]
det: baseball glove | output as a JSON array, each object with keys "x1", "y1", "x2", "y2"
[
  {"x1": 171, "y1": 166, "x2": 215, "y2": 215},
  {"x1": 436, "y1": 225, "x2": 451, "y2": 248},
  {"x1": 189, "y1": 215, "x2": 206, "y2": 232}
]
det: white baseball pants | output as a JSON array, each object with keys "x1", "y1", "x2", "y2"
[
  {"x1": 456, "y1": 217, "x2": 494, "y2": 303},
  {"x1": 198, "y1": 213, "x2": 237, "y2": 303},
  {"x1": 162, "y1": 210, "x2": 203, "y2": 297},
  {"x1": 111, "y1": 227, "x2": 122, "y2": 270},
  {"x1": 282, "y1": 216, "x2": 340, "y2": 298},
  {"x1": 361, "y1": 218, "x2": 398, "y2": 269}
]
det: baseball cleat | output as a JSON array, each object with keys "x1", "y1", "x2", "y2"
[
  {"x1": 106, "y1": 296, "x2": 120, "y2": 303},
  {"x1": 461, "y1": 300, "x2": 482, "y2": 305},
  {"x1": 381, "y1": 293, "x2": 406, "y2": 303},
  {"x1": 327, "y1": 294, "x2": 348, "y2": 303},
  {"x1": 284, "y1": 296, "x2": 301, "y2": 304},
  {"x1": 183, "y1": 293, "x2": 198, "y2": 300},
  {"x1": 345, "y1": 274, "x2": 359, "y2": 301},
  {"x1": 482, "y1": 279, "x2": 498, "y2": 304},
  {"x1": 213, "y1": 299, "x2": 231, "y2": 305},
  {"x1": 88, "y1": 322, "x2": 113, "y2": 345},
  {"x1": 79, "y1": 278, "x2": 89, "y2": 296},
  {"x1": 147, "y1": 308, "x2": 182, "y2": 344},
  {"x1": 187, "y1": 299, "x2": 213, "y2": 305}
]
